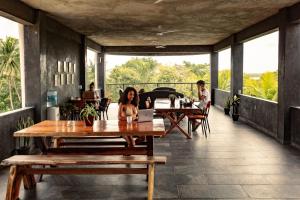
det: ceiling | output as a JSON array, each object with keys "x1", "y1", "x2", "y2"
[{"x1": 21, "y1": 0, "x2": 300, "y2": 46}]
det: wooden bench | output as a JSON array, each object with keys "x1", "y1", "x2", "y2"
[{"x1": 1, "y1": 155, "x2": 167, "y2": 200}]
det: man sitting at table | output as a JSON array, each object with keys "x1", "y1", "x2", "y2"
[
  {"x1": 197, "y1": 80, "x2": 210, "y2": 108},
  {"x1": 192, "y1": 80, "x2": 210, "y2": 130}
]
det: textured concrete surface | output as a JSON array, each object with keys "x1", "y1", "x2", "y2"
[
  {"x1": 0, "y1": 107, "x2": 34, "y2": 161},
  {"x1": 2, "y1": 107, "x2": 300, "y2": 199},
  {"x1": 21, "y1": 0, "x2": 300, "y2": 46}
]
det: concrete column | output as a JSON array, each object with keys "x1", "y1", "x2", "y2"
[
  {"x1": 231, "y1": 36, "x2": 243, "y2": 95},
  {"x1": 277, "y1": 9, "x2": 300, "y2": 144},
  {"x1": 98, "y1": 52, "x2": 105, "y2": 97},
  {"x1": 23, "y1": 11, "x2": 47, "y2": 121},
  {"x1": 79, "y1": 35, "x2": 86, "y2": 94},
  {"x1": 210, "y1": 51, "x2": 218, "y2": 105}
]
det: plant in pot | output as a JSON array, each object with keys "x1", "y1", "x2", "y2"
[
  {"x1": 80, "y1": 104, "x2": 98, "y2": 126},
  {"x1": 224, "y1": 97, "x2": 231, "y2": 115},
  {"x1": 14, "y1": 117, "x2": 34, "y2": 155},
  {"x1": 231, "y1": 95, "x2": 240, "y2": 121},
  {"x1": 60, "y1": 102, "x2": 75, "y2": 120},
  {"x1": 169, "y1": 94, "x2": 176, "y2": 107}
]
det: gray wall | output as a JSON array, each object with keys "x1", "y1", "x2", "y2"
[
  {"x1": 46, "y1": 30, "x2": 81, "y2": 105},
  {"x1": 214, "y1": 90, "x2": 278, "y2": 138},
  {"x1": 0, "y1": 107, "x2": 34, "y2": 161},
  {"x1": 214, "y1": 89, "x2": 230, "y2": 108},
  {"x1": 239, "y1": 95, "x2": 278, "y2": 138},
  {"x1": 290, "y1": 107, "x2": 300, "y2": 148}
]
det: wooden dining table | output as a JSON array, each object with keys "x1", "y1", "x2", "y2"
[
  {"x1": 14, "y1": 119, "x2": 166, "y2": 156},
  {"x1": 154, "y1": 98, "x2": 200, "y2": 139}
]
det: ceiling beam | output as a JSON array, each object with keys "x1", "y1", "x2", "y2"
[
  {"x1": 0, "y1": 0, "x2": 36, "y2": 25},
  {"x1": 103, "y1": 45, "x2": 212, "y2": 55}
]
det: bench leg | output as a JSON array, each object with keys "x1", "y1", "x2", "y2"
[
  {"x1": 147, "y1": 163, "x2": 155, "y2": 200},
  {"x1": 6, "y1": 165, "x2": 22, "y2": 200},
  {"x1": 23, "y1": 166, "x2": 36, "y2": 190}
]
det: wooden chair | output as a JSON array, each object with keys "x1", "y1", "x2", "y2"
[
  {"x1": 187, "y1": 101, "x2": 211, "y2": 137},
  {"x1": 2, "y1": 155, "x2": 166, "y2": 200}
]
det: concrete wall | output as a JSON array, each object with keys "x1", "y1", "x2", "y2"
[
  {"x1": 290, "y1": 107, "x2": 300, "y2": 148},
  {"x1": 46, "y1": 26, "x2": 81, "y2": 105},
  {"x1": 214, "y1": 89, "x2": 230, "y2": 108},
  {"x1": 239, "y1": 95, "x2": 278, "y2": 138},
  {"x1": 0, "y1": 107, "x2": 34, "y2": 160}
]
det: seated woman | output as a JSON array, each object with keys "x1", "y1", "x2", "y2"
[
  {"x1": 82, "y1": 82, "x2": 99, "y2": 99},
  {"x1": 83, "y1": 82, "x2": 100, "y2": 109},
  {"x1": 118, "y1": 87, "x2": 139, "y2": 147}
]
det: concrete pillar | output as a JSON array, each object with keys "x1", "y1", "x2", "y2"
[
  {"x1": 23, "y1": 11, "x2": 48, "y2": 121},
  {"x1": 231, "y1": 36, "x2": 243, "y2": 96},
  {"x1": 98, "y1": 52, "x2": 105, "y2": 97},
  {"x1": 210, "y1": 51, "x2": 218, "y2": 105},
  {"x1": 79, "y1": 35, "x2": 86, "y2": 94},
  {"x1": 277, "y1": 8, "x2": 300, "y2": 144}
]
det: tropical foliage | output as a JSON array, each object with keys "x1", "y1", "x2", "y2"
[
  {"x1": 0, "y1": 37, "x2": 21, "y2": 113},
  {"x1": 106, "y1": 58, "x2": 210, "y2": 102},
  {"x1": 243, "y1": 71, "x2": 278, "y2": 101},
  {"x1": 218, "y1": 69, "x2": 231, "y2": 91},
  {"x1": 86, "y1": 60, "x2": 95, "y2": 90}
]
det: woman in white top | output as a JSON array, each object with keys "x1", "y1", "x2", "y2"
[{"x1": 118, "y1": 87, "x2": 139, "y2": 147}]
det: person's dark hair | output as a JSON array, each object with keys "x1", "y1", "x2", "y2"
[
  {"x1": 197, "y1": 80, "x2": 205, "y2": 85},
  {"x1": 120, "y1": 87, "x2": 139, "y2": 107},
  {"x1": 138, "y1": 88, "x2": 145, "y2": 94},
  {"x1": 89, "y1": 82, "x2": 95, "y2": 89}
]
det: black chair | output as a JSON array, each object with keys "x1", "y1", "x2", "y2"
[
  {"x1": 153, "y1": 87, "x2": 176, "y2": 92},
  {"x1": 98, "y1": 98, "x2": 110, "y2": 120}
]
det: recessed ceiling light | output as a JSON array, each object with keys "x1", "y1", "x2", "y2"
[{"x1": 155, "y1": 45, "x2": 166, "y2": 49}]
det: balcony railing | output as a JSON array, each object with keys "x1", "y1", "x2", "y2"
[{"x1": 105, "y1": 82, "x2": 210, "y2": 102}]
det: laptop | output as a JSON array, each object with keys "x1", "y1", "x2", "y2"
[{"x1": 138, "y1": 109, "x2": 154, "y2": 122}]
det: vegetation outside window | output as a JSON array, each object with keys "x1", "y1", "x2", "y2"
[
  {"x1": 243, "y1": 31, "x2": 278, "y2": 101},
  {"x1": 0, "y1": 17, "x2": 23, "y2": 113},
  {"x1": 105, "y1": 55, "x2": 210, "y2": 102},
  {"x1": 86, "y1": 49, "x2": 97, "y2": 90},
  {"x1": 218, "y1": 48, "x2": 231, "y2": 91}
]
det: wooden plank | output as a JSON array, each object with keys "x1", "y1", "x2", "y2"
[
  {"x1": 5, "y1": 165, "x2": 22, "y2": 200},
  {"x1": 14, "y1": 119, "x2": 165, "y2": 137},
  {"x1": 24, "y1": 167, "x2": 148, "y2": 175},
  {"x1": 148, "y1": 163, "x2": 155, "y2": 200},
  {"x1": 1, "y1": 155, "x2": 167, "y2": 166},
  {"x1": 46, "y1": 147, "x2": 148, "y2": 155}
]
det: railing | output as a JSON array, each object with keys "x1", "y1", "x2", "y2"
[{"x1": 105, "y1": 82, "x2": 210, "y2": 102}]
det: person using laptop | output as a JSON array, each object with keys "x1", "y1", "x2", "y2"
[{"x1": 118, "y1": 87, "x2": 140, "y2": 147}]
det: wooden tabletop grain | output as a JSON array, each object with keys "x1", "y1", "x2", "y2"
[{"x1": 14, "y1": 119, "x2": 166, "y2": 137}]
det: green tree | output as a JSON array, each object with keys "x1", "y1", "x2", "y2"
[
  {"x1": 106, "y1": 57, "x2": 210, "y2": 102},
  {"x1": 243, "y1": 71, "x2": 278, "y2": 101},
  {"x1": 86, "y1": 60, "x2": 95, "y2": 89},
  {"x1": 0, "y1": 37, "x2": 21, "y2": 112},
  {"x1": 218, "y1": 69, "x2": 231, "y2": 91}
]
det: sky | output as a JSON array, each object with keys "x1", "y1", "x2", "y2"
[
  {"x1": 0, "y1": 16, "x2": 279, "y2": 75},
  {"x1": 0, "y1": 16, "x2": 19, "y2": 39}
]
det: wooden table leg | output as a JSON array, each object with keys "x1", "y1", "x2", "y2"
[
  {"x1": 6, "y1": 165, "x2": 22, "y2": 200},
  {"x1": 164, "y1": 113, "x2": 191, "y2": 139},
  {"x1": 148, "y1": 163, "x2": 155, "y2": 200},
  {"x1": 23, "y1": 165, "x2": 36, "y2": 190},
  {"x1": 146, "y1": 136, "x2": 153, "y2": 156}
]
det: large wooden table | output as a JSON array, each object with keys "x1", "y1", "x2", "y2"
[
  {"x1": 14, "y1": 119, "x2": 166, "y2": 156},
  {"x1": 154, "y1": 98, "x2": 200, "y2": 139}
]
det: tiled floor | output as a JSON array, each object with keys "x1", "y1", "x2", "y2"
[{"x1": 1, "y1": 106, "x2": 300, "y2": 199}]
